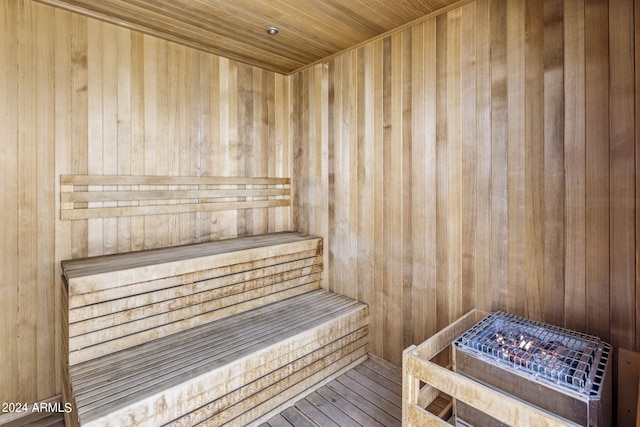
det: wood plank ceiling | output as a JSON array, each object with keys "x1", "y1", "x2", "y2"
[{"x1": 34, "y1": 0, "x2": 461, "y2": 74}]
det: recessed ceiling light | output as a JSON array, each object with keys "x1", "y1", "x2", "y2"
[{"x1": 266, "y1": 27, "x2": 278, "y2": 35}]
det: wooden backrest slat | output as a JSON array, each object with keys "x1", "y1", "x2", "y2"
[
  {"x1": 60, "y1": 175, "x2": 291, "y2": 220},
  {"x1": 62, "y1": 188, "x2": 291, "y2": 203},
  {"x1": 61, "y1": 175, "x2": 290, "y2": 186}
]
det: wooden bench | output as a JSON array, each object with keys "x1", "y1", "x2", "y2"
[{"x1": 61, "y1": 232, "x2": 369, "y2": 427}]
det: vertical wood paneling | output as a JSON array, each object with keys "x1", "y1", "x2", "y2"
[
  {"x1": 53, "y1": 6, "x2": 72, "y2": 397},
  {"x1": 87, "y1": 18, "x2": 103, "y2": 256},
  {"x1": 360, "y1": 44, "x2": 375, "y2": 305},
  {"x1": 372, "y1": 38, "x2": 385, "y2": 361},
  {"x1": 506, "y1": 0, "x2": 526, "y2": 316},
  {"x1": 636, "y1": 0, "x2": 640, "y2": 351},
  {"x1": 524, "y1": 0, "x2": 545, "y2": 322},
  {"x1": 35, "y1": 2, "x2": 56, "y2": 399},
  {"x1": 17, "y1": 0, "x2": 38, "y2": 398},
  {"x1": 346, "y1": 52, "x2": 358, "y2": 302},
  {"x1": 490, "y1": 0, "x2": 508, "y2": 312},
  {"x1": 2, "y1": 0, "x2": 292, "y2": 404},
  {"x1": 401, "y1": 29, "x2": 414, "y2": 351},
  {"x1": 4, "y1": 0, "x2": 640, "y2": 404},
  {"x1": 408, "y1": 24, "x2": 422, "y2": 346},
  {"x1": 1, "y1": 0, "x2": 19, "y2": 404},
  {"x1": 542, "y1": 0, "x2": 565, "y2": 328},
  {"x1": 584, "y1": 0, "x2": 610, "y2": 342},
  {"x1": 563, "y1": 0, "x2": 586, "y2": 332},
  {"x1": 293, "y1": 0, "x2": 640, "y2": 364},
  {"x1": 384, "y1": 31, "x2": 403, "y2": 359},
  {"x1": 474, "y1": 0, "x2": 492, "y2": 314},
  {"x1": 445, "y1": 7, "x2": 462, "y2": 328},
  {"x1": 435, "y1": 13, "x2": 449, "y2": 335},
  {"x1": 609, "y1": 0, "x2": 636, "y2": 351},
  {"x1": 129, "y1": 32, "x2": 145, "y2": 251},
  {"x1": 460, "y1": 2, "x2": 477, "y2": 318},
  {"x1": 117, "y1": 27, "x2": 132, "y2": 253}
]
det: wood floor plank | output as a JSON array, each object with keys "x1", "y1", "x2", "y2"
[
  {"x1": 361, "y1": 358, "x2": 402, "y2": 385},
  {"x1": 316, "y1": 385, "x2": 385, "y2": 427},
  {"x1": 280, "y1": 407, "x2": 316, "y2": 427},
  {"x1": 294, "y1": 398, "x2": 341, "y2": 427},
  {"x1": 264, "y1": 414, "x2": 294, "y2": 427},
  {"x1": 264, "y1": 356, "x2": 403, "y2": 427},
  {"x1": 325, "y1": 380, "x2": 400, "y2": 426},
  {"x1": 335, "y1": 374, "x2": 401, "y2": 420},
  {"x1": 304, "y1": 392, "x2": 362, "y2": 427},
  {"x1": 343, "y1": 368, "x2": 401, "y2": 405},
  {"x1": 352, "y1": 364, "x2": 402, "y2": 396}
]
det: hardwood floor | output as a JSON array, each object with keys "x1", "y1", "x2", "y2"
[{"x1": 260, "y1": 357, "x2": 403, "y2": 427}]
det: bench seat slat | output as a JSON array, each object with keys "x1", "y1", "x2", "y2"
[
  {"x1": 61, "y1": 232, "x2": 369, "y2": 427},
  {"x1": 68, "y1": 281, "x2": 322, "y2": 365},
  {"x1": 71, "y1": 291, "x2": 349, "y2": 395},
  {"x1": 74, "y1": 292, "x2": 360, "y2": 406},
  {"x1": 69, "y1": 271, "x2": 323, "y2": 338},
  {"x1": 71, "y1": 290, "x2": 367, "y2": 426},
  {"x1": 63, "y1": 233, "x2": 318, "y2": 286},
  {"x1": 69, "y1": 290, "x2": 325, "y2": 378},
  {"x1": 172, "y1": 335, "x2": 369, "y2": 426},
  {"x1": 69, "y1": 256, "x2": 322, "y2": 322},
  {"x1": 69, "y1": 249, "x2": 321, "y2": 309}
]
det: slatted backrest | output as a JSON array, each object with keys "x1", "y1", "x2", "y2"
[
  {"x1": 62, "y1": 232, "x2": 323, "y2": 365},
  {"x1": 60, "y1": 175, "x2": 291, "y2": 220}
]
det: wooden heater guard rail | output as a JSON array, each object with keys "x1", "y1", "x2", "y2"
[
  {"x1": 402, "y1": 309, "x2": 579, "y2": 427},
  {"x1": 60, "y1": 175, "x2": 291, "y2": 220}
]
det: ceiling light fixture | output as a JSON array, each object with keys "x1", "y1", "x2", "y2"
[{"x1": 266, "y1": 27, "x2": 278, "y2": 35}]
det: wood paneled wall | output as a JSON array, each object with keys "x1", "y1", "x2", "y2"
[
  {"x1": 293, "y1": 0, "x2": 639, "y2": 365},
  {"x1": 0, "y1": 0, "x2": 291, "y2": 404},
  {"x1": 2, "y1": 0, "x2": 639, "y2": 407}
]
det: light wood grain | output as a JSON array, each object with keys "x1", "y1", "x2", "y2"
[
  {"x1": 609, "y1": 0, "x2": 636, "y2": 352},
  {"x1": 584, "y1": 0, "x2": 610, "y2": 342},
  {"x1": 563, "y1": 0, "x2": 587, "y2": 333},
  {"x1": 506, "y1": 0, "x2": 525, "y2": 316},
  {"x1": 61, "y1": 234, "x2": 369, "y2": 427},
  {"x1": 33, "y1": 0, "x2": 463, "y2": 74},
  {"x1": 18, "y1": 0, "x2": 40, "y2": 401},
  {"x1": 63, "y1": 234, "x2": 324, "y2": 364},
  {"x1": 292, "y1": 0, "x2": 640, "y2": 366},
  {"x1": 4, "y1": 0, "x2": 640, "y2": 408},
  {"x1": 542, "y1": 0, "x2": 566, "y2": 328},
  {"x1": 2, "y1": 0, "x2": 295, "y2": 404},
  {"x1": 73, "y1": 291, "x2": 367, "y2": 427},
  {"x1": 0, "y1": 0, "x2": 19, "y2": 405}
]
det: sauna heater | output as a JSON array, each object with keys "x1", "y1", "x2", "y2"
[{"x1": 452, "y1": 312, "x2": 612, "y2": 427}]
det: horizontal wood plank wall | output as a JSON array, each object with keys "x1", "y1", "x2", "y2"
[
  {"x1": 292, "y1": 0, "x2": 639, "y2": 365},
  {"x1": 0, "y1": 0, "x2": 291, "y2": 404}
]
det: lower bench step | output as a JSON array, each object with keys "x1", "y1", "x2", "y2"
[{"x1": 69, "y1": 289, "x2": 368, "y2": 427}]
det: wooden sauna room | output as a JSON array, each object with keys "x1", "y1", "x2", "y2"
[{"x1": 1, "y1": 0, "x2": 640, "y2": 425}]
